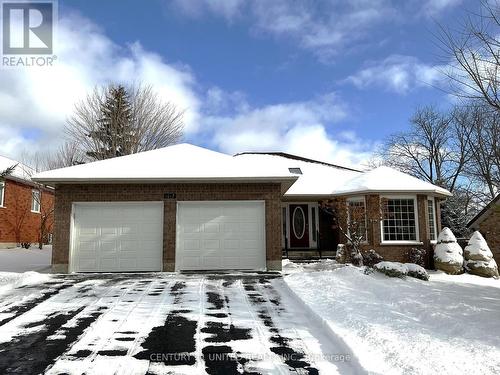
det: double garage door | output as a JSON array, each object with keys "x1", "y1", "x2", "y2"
[{"x1": 70, "y1": 201, "x2": 266, "y2": 272}]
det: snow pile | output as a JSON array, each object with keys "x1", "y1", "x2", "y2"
[
  {"x1": 285, "y1": 264, "x2": 500, "y2": 374},
  {"x1": 0, "y1": 271, "x2": 51, "y2": 296},
  {"x1": 374, "y1": 262, "x2": 408, "y2": 278},
  {"x1": 433, "y1": 227, "x2": 464, "y2": 274},
  {"x1": 405, "y1": 263, "x2": 429, "y2": 281},
  {"x1": 464, "y1": 231, "x2": 499, "y2": 278},
  {"x1": 282, "y1": 259, "x2": 342, "y2": 274}
]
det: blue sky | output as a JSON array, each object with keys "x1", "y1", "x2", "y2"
[{"x1": 0, "y1": 0, "x2": 475, "y2": 167}]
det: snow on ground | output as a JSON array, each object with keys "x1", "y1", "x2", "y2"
[
  {"x1": 0, "y1": 271, "x2": 52, "y2": 297},
  {"x1": 0, "y1": 245, "x2": 52, "y2": 273},
  {"x1": 284, "y1": 260, "x2": 500, "y2": 375}
]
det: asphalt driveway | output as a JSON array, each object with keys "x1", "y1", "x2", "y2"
[{"x1": 0, "y1": 273, "x2": 355, "y2": 375}]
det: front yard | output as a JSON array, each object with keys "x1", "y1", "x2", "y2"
[
  {"x1": 284, "y1": 260, "x2": 500, "y2": 374},
  {"x1": 0, "y1": 258, "x2": 499, "y2": 374}
]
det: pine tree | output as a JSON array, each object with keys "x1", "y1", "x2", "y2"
[{"x1": 87, "y1": 85, "x2": 134, "y2": 160}]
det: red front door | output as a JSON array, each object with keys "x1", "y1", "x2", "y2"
[{"x1": 289, "y1": 204, "x2": 309, "y2": 248}]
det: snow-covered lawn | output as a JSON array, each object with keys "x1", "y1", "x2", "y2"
[
  {"x1": 0, "y1": 272, "x2": 359, "y2": 374},
  {"x1": 284, "y1": 260, "x2": 500, "y2": 375},
  {"x1": 0, "y1": 246, "x2": 52, "y2": 272}
]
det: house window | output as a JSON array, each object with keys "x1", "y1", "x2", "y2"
[
  {"x1": 31, "y1": 190, "x2": 41, "y2": 213},
  {"x1": 347, "y1": 197, "x2": 367, "y2": 242},
  {"x1": 0, "y1": 181, "x2": 4, "y2": 207},
  {"x1": 427, "y1": 198, "x2": 437, "y2": 241},
  {"x1": 382, "y1": 197, "x2": 418, "y2": 242}
]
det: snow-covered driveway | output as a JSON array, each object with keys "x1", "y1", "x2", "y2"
[{"x1": 0, "y1": 273, "x2": 357, "y2": 375}]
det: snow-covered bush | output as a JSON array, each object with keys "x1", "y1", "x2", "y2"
[
  {"x1": 433, "y1": 227, "x2": 464, "y2": 275},
  {"x1": 335, "y1": 244, "x2": 346, "y2": 264},
  {"x1": 406, "y1": 263, "x2": 429, "y2": 281},
  {"x1": 374, "y1": 262, "x2": 408, "y2": 278},
  {"x1": 464, "y1": 231, "x2": 499, "y2": 278},
  {"x1": 363, "y1": 249, "x2": 384, "y2": 268},
  {"x1": 349, "y1": 245, "x2": 364, "y2": 267},
  {"x1": 408, "y1": 247, "x2": 426, "y2": 267}
]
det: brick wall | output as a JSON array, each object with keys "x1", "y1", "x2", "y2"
[
  {"x1": 478, "y1": 204, "x2": 500, "y2": 266},
  {"x1": 0, "y1": 179, "x2": 54, "y2": 246},
  {"x1": 338, "y1": 194, "x2": 440, "y2": 266},
  {"x1": 53, "y1": 183, "x2": 282, "y2": 272}
]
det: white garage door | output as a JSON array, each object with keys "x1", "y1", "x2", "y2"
[
  {"x1": 176, "y1": 201, "x2": 266, "y2": 271},
  {"x1": 71, "y1": 202, "x2": 163, "y2": 272}
]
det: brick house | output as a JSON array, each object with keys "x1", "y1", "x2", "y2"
[
  {"x1": 0, "y1": 156, "x2": 55, "y2": 248},
  {"x1": 467, "y1": 194, "x2": 500, "y2": 266},
  {"x1": 33, "y1": 144, "x2": 450, "y2": 273}
]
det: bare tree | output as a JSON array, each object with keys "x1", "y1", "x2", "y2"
[
  {"x1": 453, "y1": 103, "x2": 499, "y2": 201},
  {"x1": 438, "y1": 1, "x2": 500, "y2": 112},
  {"x1": 65, "y1": 84, "x2": 185, "y2": 161},
  {"x1": 320, "y1": 198, "x2": 370, "y2": 266},
  {"x1": 17, "y1": 154, "x2": 55, "y2": 249},
  {"x1": 376, "y1": 105, "x2": 469, "y2": 191},
  {"x1": 4, "y1": 192, "x2": 30, "y2": 245}
]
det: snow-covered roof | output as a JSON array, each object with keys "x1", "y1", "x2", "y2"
[
  {"x1": 333, "y1": 166, "x2": 452, "y2": 197},
  {"x1": 32, "y1": 144, "x2": 298, "y2": 187},
  {"x1": 234, "y1": 153, "x2": 362, "y2": 197},
  {"x1": 0, "y1": 155, "x2": 35, "y2": 182}
]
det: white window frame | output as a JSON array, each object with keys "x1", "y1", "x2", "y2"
[
  {"x1": 427, "y1": 196, "x2": 438, "y2": 243},
  {"x1": 31, "y1": 189, "x2": 41, "y2": 213},
  {"x1": 0, "y1": 180, "x2": 4, "y2": 208},
  {"x1": 281, "y1": 202, "x2": 319, "y2": 249},
  {"x1": 346, "y1": 196, "x2": 368, "y2": 244},
  {"x1": 380, "y1": 195, "x2": 422, "y2": 245}
]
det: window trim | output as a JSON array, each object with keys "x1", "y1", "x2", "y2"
[
  {"x1": 31, "y1": 189, "x2": 41, "y2": 214},
  {"x1": 0, "y1": 180, "x2": 4, "y2": 208},
  {"x1": 427, "y1": 196, "x2": 438, "y2": 243},
  {"x1": 380, "y1": 195, "x2": 420, "y2": 244},
  {"x1": 346, "y1": 196, "x2": 368, "y2": 244}
]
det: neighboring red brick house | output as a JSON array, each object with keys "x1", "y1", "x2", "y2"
[
  {"x1": 0, "y1": 156, "x2": 55, "y2": 248},
  {"x1": 468, "y1": 194, "x2": 500, "y2": 266}
]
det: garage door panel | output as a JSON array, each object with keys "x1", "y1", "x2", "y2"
[
  {"x1": 176, "y1": 201, "x2": 266, "y2": 271},
  {"x1": 183, "y1": 239, "x2": 200, "y2": 250},
  {"x1": 203, "y1": 239, "x2": 221, "y2": 249},
  {"x1": 202, "y1": 256, "x2": 222, "y2": 268},
  {"x1": 71, "y1": 202, "x2": 163, "y2": 272}
]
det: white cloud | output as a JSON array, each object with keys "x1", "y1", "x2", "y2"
[
  {"x1": 171, "y1": 0, "x2": 245, "y2": 21},
  {"x1": 169, "y1": 1, "x2": 462, "y2": 62},
  {"x1": 0, "y1": 13, "x2": 200, "y2": 158},
  {"x1": 421, "y1": 0, "x2": 463, "y2": 17},
  {"x1": 344, "y1": 55, "x2": 443, "y2": 94},
  {"x1": 0, "y1": 12, "x2": 376, "y2": 169},
  {"x1": 199, "y1": 94, "x2": 375, "y2": 168}
]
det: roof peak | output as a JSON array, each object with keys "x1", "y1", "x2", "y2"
[{"x1": 234, "y1": 151, "x2": 361, "y2": 172}]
